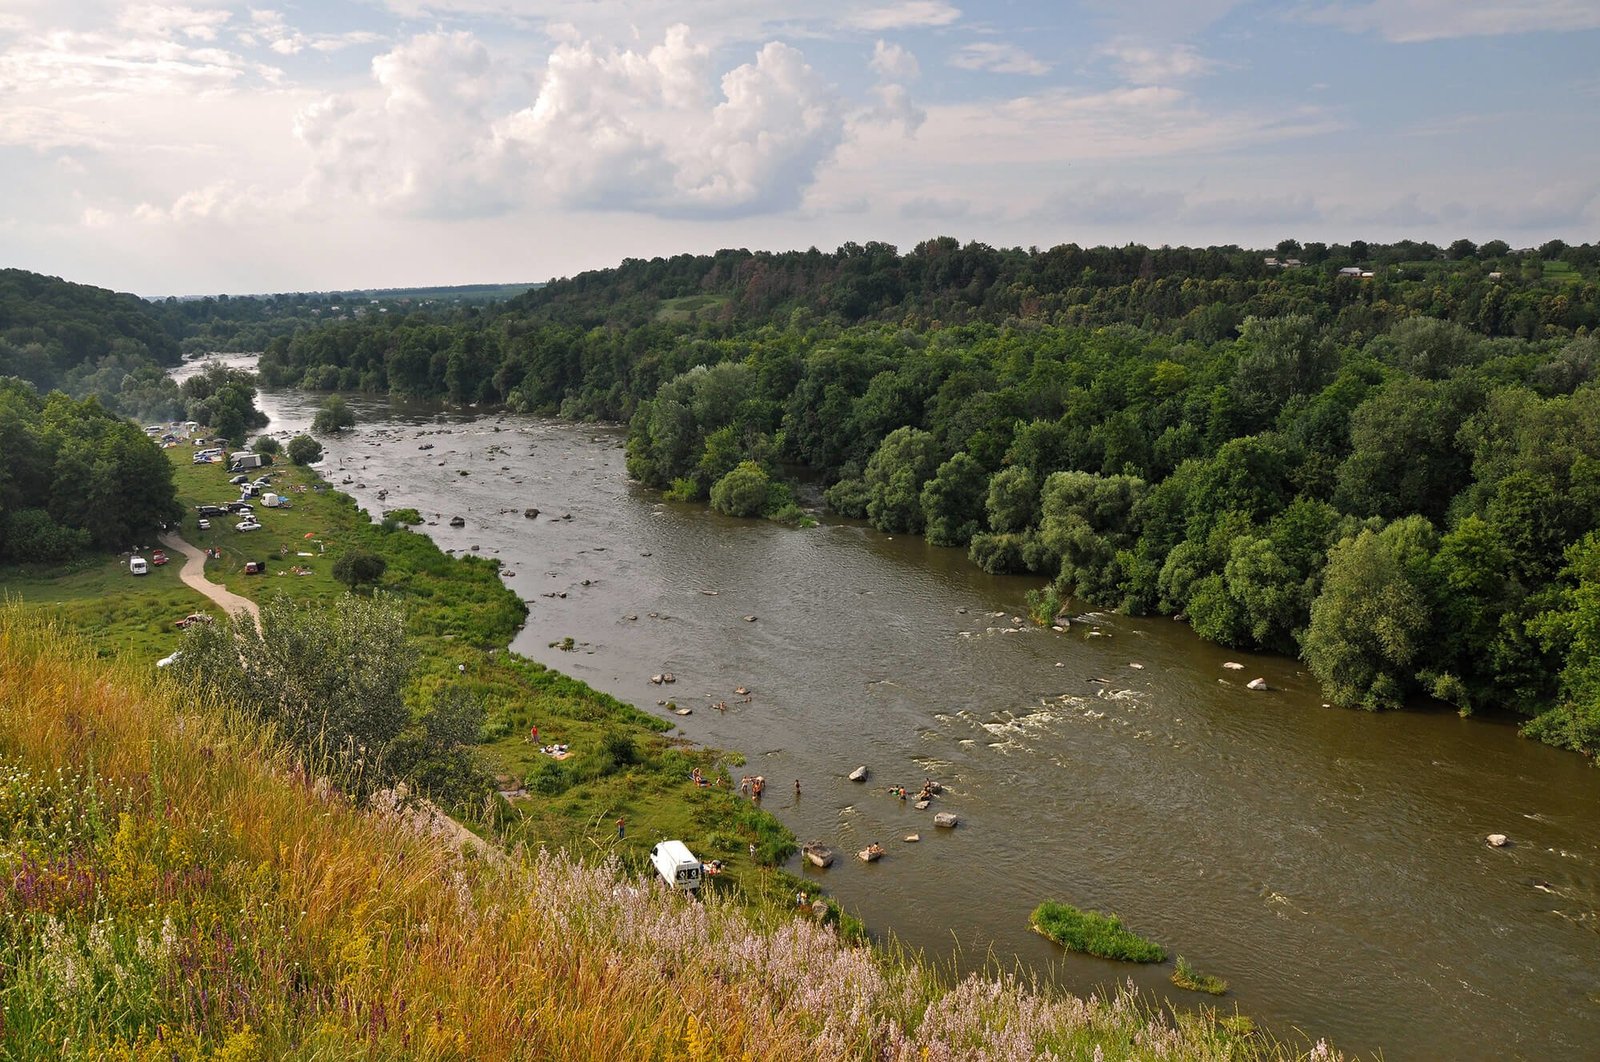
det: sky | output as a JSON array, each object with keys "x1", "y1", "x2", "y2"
[{"x1": 2, "y1": 1, "x2": 1597, "y2": 297}]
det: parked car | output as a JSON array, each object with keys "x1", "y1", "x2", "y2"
[
  {"x1": 150, "y1": 550, "x2": 168, "y2": 566},
  {"x1": 230, "y1": 474, "x2": 249, "y2": 485},
  {"x1": 196, "y1": 518, "x2": 211, "y2": 531},
  {"x1": 235, "y1": 520, "x2": 262, "y2": 532},
  {"x1": 243, "y1": 560, "x2": 265, "y2": 574},
  {"x1": 224, "y1": 502, "x2": 253, "y2": 513},
  {"x1": 173, "y1": 613, "x2": 213, "y2": 629},
  {"x1": 196, "y1": 504, "x2": 227, "y2": 517}
]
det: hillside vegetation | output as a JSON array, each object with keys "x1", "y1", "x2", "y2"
[{"x1": 0, "y1": 612, "x2": 1340, "y2": 1060}]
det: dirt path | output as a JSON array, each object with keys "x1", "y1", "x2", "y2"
[{"x1": 159, "y1": 532, "x2": 261, "y2": 627}]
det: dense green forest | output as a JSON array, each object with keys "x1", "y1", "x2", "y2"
[
  {"x1": 250, "y1": 237, "x2": 1600, "y2": 756},
  {"x1": 0, "y1": 378, "x2": 182, "y2": 562}
]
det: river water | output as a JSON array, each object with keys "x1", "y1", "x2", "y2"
[{"x1": 183, "y1": 358, "x2": 1600, "y2": 1060}]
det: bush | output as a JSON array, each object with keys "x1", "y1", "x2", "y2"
[
  {"x1": 287, "y1": 434, "x2": 323, "y2": 465},
  {"x1": 1029, "y1": 901, "x2": 1165, "y2": 963},
  {"x1": 251, "y1": 435, "x2": 282, "y2": 456},
  {"x1": 4, "y1": 508, "x2": 90, "y2": 563},
  {"x1": 312, "y1": 395, "x2": 355, "y2": 434},
  {"x1": 383, "y1": 508, "x2": 424, "y2": 525},
  {"x1": 333, "y1": 548, "x2": 388, "y2": 591},
  {"x1": 710, "y1": 461, "x2": 771, "y2": 518}
]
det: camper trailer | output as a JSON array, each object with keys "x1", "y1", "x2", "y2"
[
  {"x1": 129, "y1": 556, "x2": 149, "y2": 575},
  {"x1": 650, "y1": 840, "x2": 703, "y2": 891},
  {"x1": 229, "y1": 452, "x2": 266, "y2": 472}
]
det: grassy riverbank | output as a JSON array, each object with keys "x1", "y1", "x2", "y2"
[
  {"x1": 0, "y1": 614, "x2": 1340, "y2": 1060},
  {"x1": 2, "y1": 443, "x2": 803, "y2": 899}
]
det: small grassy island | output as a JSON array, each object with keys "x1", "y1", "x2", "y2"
[{"x1": 1030, "y1": 901, "x2": 1167, "y2": 963}]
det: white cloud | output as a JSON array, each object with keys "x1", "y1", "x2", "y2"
[
  {"x1": 297, "y1": 25, "x2": 844, "y2": 220},
  {"x1": 118, "y1": 4, "x2": 233, "y2": 42},
  {"x1": 870, "y1": 39, "x2": 920, "y2": 81},
  {"x1": 81, "y1": 206, "x2": 116, "y2": 228},
  {"x1": 1097, "y1": 38, "x2": 1218, "y2": 84},
  {"x1": 847, "y1": 2, "x2": 961, "y2": 31},
  {"x1": 949, "y1": 42, "x2": 1050, "y2": 76},
  {"x1": 240, "y1": 9, "x2": 386, "y2": 56},
  {"x1": 1302, "y1": 0, "x2": 1600, "y2": 42},
  {"x1": 297, "y1": 30, "x2": 513, "y2": 218},
  {"x1": 499, "y1": 26, "x2": 844, "y2": 216},
  {"x1": 0, "y1": 20, "x2": 273, "y2": 99}
]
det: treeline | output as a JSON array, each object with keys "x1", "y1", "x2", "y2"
[
  {"x1": 0, "y1": 269, "x2": 186, "y2": 421},
  {"x1": 0, "y1": 378, "x2": 182, "y2": 562}
]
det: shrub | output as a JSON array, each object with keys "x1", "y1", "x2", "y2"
[
  {"x1": 383, "y1": 507, "x2": 424, "y2": 525},
  {"x1": 1029, "y1": 901, "x2": 1165, "y2": 962},
  {"x1": 4, "y1": 508, "x2": 90, "y2": 563},
  {"x1": 287, "y1": 434, "x2": 323, "y2": 465},
  {"x1": 251, "y1": 434, "x2": 282, "y2": 455},
  {"x1": 710, "y1": 461, "x2": 771, "y2": 518}
]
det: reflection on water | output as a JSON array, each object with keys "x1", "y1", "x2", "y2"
[{"x1": 183, "y1": 357, "x2": 1600, "y2": 1061}]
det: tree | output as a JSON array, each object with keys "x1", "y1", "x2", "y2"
[
  {"x1": 171, "y1": 594, "x2": 413, "y2": 798},
  {"x1": 332, "y1": 548, "x2": 387, "y2": 591},
  {"x1": 252, "y1": 434, "x2": 282, "y2": 456},
  {"x1": 861, "y1": 426, "x2": 942, "y2": 534},
  {"x1": 287, "y1": 434, "x2": 323, "y2": 465},
  {"x1": 1301, "y1": 517, "x2": 1438, "y2": 709},
  {"x1": 312, "y1": 394, "x2": 356, "y2": 434},
  {"x1": 920, "y1": 452, "x2": 988, "y2": 546},
  {"x1": 710, "y1": 461, "x2": 771, "y2": 518},
  {"x1": 985, "y1": 466, "x2": 1039, "y2": 534},
  {"x1": 1524, "y1": 532, "x2": 1600, "y2": 754}
]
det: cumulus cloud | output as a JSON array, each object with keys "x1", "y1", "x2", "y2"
[
  {"x1": 847, "y1": 2, "x2": 961, "y2": 31},
  {"x1": 297, "y1": 25, "x2": 844, "y2": 220},
  {"x1": 859, "y1": 40, "x2": 923, "y2": 134},
  {"x1": 499, "y1": 26, "x2": 843, "y2": 216},
  {"x1": 297, "y1": 30, "x2": 513, "y2": 218},
  {"x1": 870, "y1": 39, "x2": 920, "y2": 81},
  {"x1": 949, "y1": 42, "x2": 1050, "y2": 76},
  {"x1": 1301, "y1": 0, "x2": 1600, "y2": 42},
  {"x1": 1097, "y1": 38, "x2": 1218, "y2": 84}
]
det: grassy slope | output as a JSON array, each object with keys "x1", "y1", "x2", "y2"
[
  {"x1": 0, "y1": 614, "x2": 1333, "y2": 1060},
  {"x1": 5, "y1": 444, "x2": 800, "y2": 895}
]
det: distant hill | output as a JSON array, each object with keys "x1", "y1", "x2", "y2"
[{"x1": 0, "y1": 268, "x2": 183, "y2": 386}]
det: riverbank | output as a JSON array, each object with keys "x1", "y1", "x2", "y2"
[{"x1": 4, "y1": 441, "x2": 804, "y2": 903}]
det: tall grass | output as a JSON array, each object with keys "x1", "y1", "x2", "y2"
[{"x1": 0, "y1": 609, "x2": 1344, "y2": 1060}]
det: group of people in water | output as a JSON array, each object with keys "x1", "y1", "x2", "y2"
[{"x1": 887, "y1": 778, "x2": 941, "y2": 802}]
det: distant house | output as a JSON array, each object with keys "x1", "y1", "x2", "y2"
[
  {"x1": 1338, "y1": 266, "x2": 1363, "y2": 277},
  {"x1": 1264, "y1": 256, "x2": 1281, "y2": 268},
  {"x1": 1488, "y1": 271, "x2": 1504, "y2": 280}
]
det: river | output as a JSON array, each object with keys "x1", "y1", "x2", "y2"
[{"x1": 180, "y1": 357, "x2": 1600, "y2": 1060}]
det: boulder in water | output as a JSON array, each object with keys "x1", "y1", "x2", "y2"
[
  {"x1": 1246, "y1": 677, "x2": 1269, "y2": 691},
  {"x1": 1487, "y1": 833, "x2": 1510, "y2": 848},
  {"x1": 933, "y1": 812, "x2": 959, "y2": 828},
  {"x1": 848, "y1": 765, "x2": 869, "y2": 783}
]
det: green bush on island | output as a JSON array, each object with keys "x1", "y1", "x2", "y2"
[
  {"x1": 383, "y1": 507, "x2": 424, "y2": 525},
  {"x1": 1173, "y1": 955, "x2": 1229, "y2": 995},
  {"x1": 1029, "y1": 900, "x2": 1166, "y2": 963}
]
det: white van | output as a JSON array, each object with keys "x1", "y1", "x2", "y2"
[
  {"x1": 650, "y1": 840, "x2": 703, "y2": 891},
  {"x1": 130, "y1": 556, "x2": 149, "y2": 575}
]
